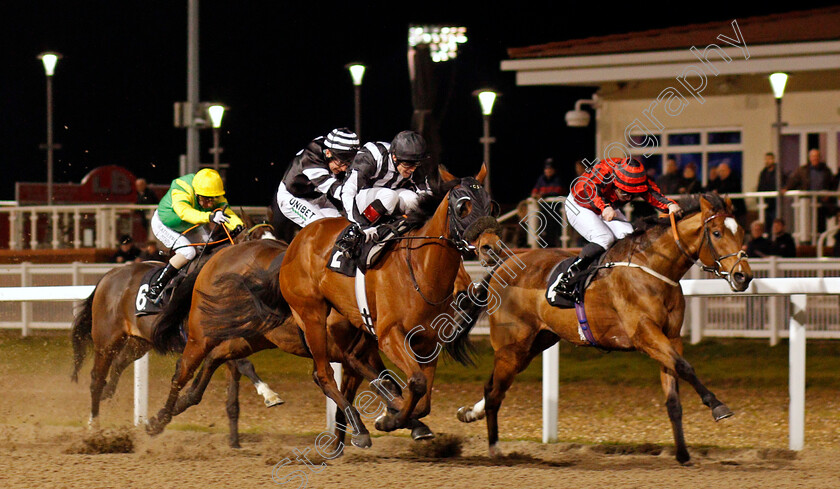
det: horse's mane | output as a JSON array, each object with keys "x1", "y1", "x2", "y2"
[
  {"x1": 606, "y1": 192, "x2": 729, "y2": 259},
  {"x1": 403, "y1": 176, "x2": 461, "y2": 229}
]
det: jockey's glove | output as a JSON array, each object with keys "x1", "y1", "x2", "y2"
[
  {"x1": 211, "y1": 209, "x2": 230, "y2": 224},
  {"x1": 362, "y1": 226, "x2": 379, "y2": 243}
]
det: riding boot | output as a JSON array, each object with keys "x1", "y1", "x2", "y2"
[
  {"x1": 551, "y1": 243, "x2": 606, "y2": 298},
  {"x1": 146, "y1": 263, "x2": 180, "y2": 304}
]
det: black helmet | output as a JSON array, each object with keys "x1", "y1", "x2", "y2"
[{"x1": 390, "y1": 130, "x2": 428, "y2": 163}]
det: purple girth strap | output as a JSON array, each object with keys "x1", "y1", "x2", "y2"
[{"x1": 574, "y1": 302, "x2": 601, "y2": 348}]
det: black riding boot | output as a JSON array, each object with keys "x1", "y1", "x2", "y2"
[
  {"x1": 551, "y1": 243, "x2": 606, "y2": 298},
  {"x1": 146, "y1": 263, "x2": 180, "y2": 304}
]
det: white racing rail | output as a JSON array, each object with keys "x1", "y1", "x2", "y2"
[{"x1": 2, "y1": 276, "x2": 837, "y2": 449}]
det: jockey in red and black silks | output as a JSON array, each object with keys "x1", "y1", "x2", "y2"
[{"x1": 549, "y1": 157, "x2": 681, "y2": 299}]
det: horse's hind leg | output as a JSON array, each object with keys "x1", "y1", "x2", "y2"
[
  {"x1": 102, "y1": 337, "x2": 150, "y2": 401},
  {"x1": 145, "y1": 338, "x2": 206, "y2": 436},
  {"x1": 234, "y1": 358, "x2": 284, "y2": 408},
  {"x1": 225, "y1": 361, "x2": 242, "y2": 449},
  {"x1": 89, "y1": 336, "x2": 126, "y2": 429}
]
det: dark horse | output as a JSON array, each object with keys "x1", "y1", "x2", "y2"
[
  {"x1": 250, "y1": 165, "x2": 504, "y2": 449},
  {"x1": 144, "y1": 236, "x2": 439, "y2": 451},
  {"x1": 455, "y1": 194, "x2": 752, "y2": 465},
  {"x1": 70, "y1": 222, "x2": 282, "y2": 447}
]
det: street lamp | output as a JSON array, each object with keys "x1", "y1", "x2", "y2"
[
  {"x1": 474, "y1": 89, "x2": 499, "y2": 196},
  {"x1": 207, "y1": 104, "x2": 226, "y2": 172},
  {"x1": 770, "y1": 72, "x2": 788, "y2": 239},
  {"x1": 346, "y1": 63, "x2": 366, "y2": 138},
  {"x1": 38, "y1": 51, "x2": 62, "y2": 204}
]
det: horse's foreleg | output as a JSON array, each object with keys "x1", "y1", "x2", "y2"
[
  {"x1": 660, "y1": 367, "x2": 690, "y2": 464},
  {"x1": 145, "y1": 339, "x2": 205, "y2": 436},
  {"x1": 235, "y1": 358, "x2": 284, "y2": 408},
  {"x1": 375, "y1": 329, "x2": 428, "y2": 434},
  {"x1": 669, "y1": 337, "x2": 733, "y2": 421},
  {"x1": 291, "y1": 309, "x2": 371, "y2": 449},
  {"x1": 226, "y1": 361, "x2": 242, "y2": 449},
  {"x1": 331, "y1": 367, "x2": 363, "y2": 455}
]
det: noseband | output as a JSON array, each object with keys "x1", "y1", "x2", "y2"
[{"x1": 669, "y1": 212, "x2": 747, "y2": 280}]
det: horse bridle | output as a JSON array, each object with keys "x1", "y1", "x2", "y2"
[{"x1": 669, "y1": 211, "x2": 747, "y2": 280}]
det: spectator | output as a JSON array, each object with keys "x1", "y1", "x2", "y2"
[
  {"x1": 574, "y1": 160, "x2": 587, "y2": 177},
  {"x1": 656, "y1": 158, "x2": 681, "y2": 195},
  {"x1": 770, "y1": 219, "x2": 796, "y2": 258},
  {"x1": 139, "y1": 240, "x2": 167, "y2": 262},
  {"x1": 757, "y1": 152, "x2": 782, "y2": 225},
  {"x1": 531, "y1": 158, "x2": 565, "y2": 247},
  {"x1": 706, "y1": 166, "x2": 719, "y2": 191},
  {"x1": 678, "y1": 162, "x2": 702, "y2": 194},
  {"x1": 784, "y1": 148, "x2": 835, "y2": 235},
  {"x1": 744, "y1": 221, "x2": 774, "y2": 258},
  {"x1": 112, "y1": 235, "x2": 141, "y2": 263},
  {"x1": 707, "y1": 162, "x2": 746, "y2": 224}
]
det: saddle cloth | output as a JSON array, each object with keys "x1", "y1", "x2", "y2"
[
  {"x1": 327, "y1": 220, "x2": 411, "y2": 277},
  {"x1": 544, "y1": 256, "x2": 601, "y2": 308},
  {"x1": 135, "y1": 266, "x2": 183, "y2": 317}
]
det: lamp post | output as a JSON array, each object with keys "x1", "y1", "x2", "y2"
[
  {"x1": 770, "y1": 72, "x2": 788, "y2": 239},
  {"x1": 38, "y1": 52, "x2": 61, "y2": 205},
  {"x1": 347, "y1": 63, "x2": 366, "y2": 138},
  {"x1": 475, "y1": 89, "x2": 498, "y2": 196},
  {"x1": 207, "y1": 104, "x2": 226, "y2": 172}
]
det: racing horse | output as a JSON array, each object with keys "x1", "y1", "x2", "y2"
[
  {"x1": 225, "y1": 164, "x2": 504, "y2": 449},
  {"x1": 70, "y1": 220, "x2": 282, "y2": 447},
  {"x1": 144, "y1": 236, "x2": 442, "y2": 452},
  {"x1": 455, "y1": 193, "x2": 752, "y2": 465}
]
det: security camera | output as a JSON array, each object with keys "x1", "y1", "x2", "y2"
[{"x1": 565, "y1": 109, "x2": 591, "y2": 127}]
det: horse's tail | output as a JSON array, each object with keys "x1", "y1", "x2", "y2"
[
  {"x1": 70, "y1": 288, "x2": 96, "y2": 383},
  {"x1": 151, "y1": 269, "x2": 201, "y2": 354},
  {"x1": 442, "y1": 273, "x2": 493, "y2": 367},
  {"x1": 200, "y1": 256, "x2": 290, "y2": 340}
]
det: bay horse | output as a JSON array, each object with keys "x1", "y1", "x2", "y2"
[
  {"x1": 455, "y1": 193, "x2": 752, "y2": 465},
  {"x1": 257, "y1": 165, "x2": 504, "y2": 449},
  {"x1": 144, "y1": 237, "x2": 438, "y2": 451},
  {"x1": 70, "y1": 221, "x2": 283, "y2": 447}
]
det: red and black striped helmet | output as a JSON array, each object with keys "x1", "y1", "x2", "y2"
[{"x1": 612, "y1": 157, "x2": 648, "y2": 193}]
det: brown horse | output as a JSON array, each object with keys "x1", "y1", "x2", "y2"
[
  {"x1": 144, "y1": 237, "x2": 436, "y2": 450},
  {"x1": 70, "y1": 222, "x2": 282, "y2": 447},
  {"x1": 455, "y1": 193, "x2": 752, "y2": 465},
  {"x1": 254, "y1": 165, "x2": 505, "y2": 449}
]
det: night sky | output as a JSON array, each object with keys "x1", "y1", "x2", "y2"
[{"x1": 2, "y1": 2, "x2": 834, "y2": 208}]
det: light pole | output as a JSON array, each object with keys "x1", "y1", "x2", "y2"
[
  {"x1": 207, "y1": 104, "x2": 226, "y2": 172},
  {"x1": 38, "y1": 52, "x2": 61, "y2": 205},
  {"x1": 770, "y1": 72, "x2": 788, "y2": 239},
  {"x1": 347, "y1": 63, "x2": 366, "y2": 138},
  {"x1": 475, "y1": 89, "x2": 498, "y2": 196}
]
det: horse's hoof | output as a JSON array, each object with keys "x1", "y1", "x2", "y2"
[
  {"x1": 229, "y1": 441, "x2": 242, "y2": 449},
  {"x1": 488, "y1": 443, "x2": 503, "y2": 458},
  {"x1": 145, "y1": 418, "x2": 164, "y2": 437},
  {"x1": 410, "y1": 423, "x2": 435, "y2": 441},
  {"x1": 457, "y1": 406, "x2": 483, "y2": 423},
  {"x1": 264, "y1": 396, "x2": 285, "y2": 408},
  {"x1": 351, "y1": 433, "x2": 372, "y2": 449},
  {"x1": 712, "y1": 404, "x2": 734, "y2": 421},
  {"x1": 87, "y1": 416, "x2": 100, "y2": 431}
]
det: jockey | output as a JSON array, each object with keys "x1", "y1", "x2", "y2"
[
  {"x1": 551, "y1": 157, "x2": 680, "y2": 297},
  {"x1": 146, "y1": 168, "x2": 244, "y2": 303},
  {"x1": 340, "y1": 130, "x2": 431, "y2": 242},
  {"x1": 271, "y1": 128, "x2": 360, "y2": 234}
]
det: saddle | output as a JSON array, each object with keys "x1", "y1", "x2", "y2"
[
  {"x1": 544, "y1": 255, "x2": 603, "y2": 308},
  {"x1": 328, "y1": 219, "x2": 412, "y2": 277},
  {"x1": 135, "y1": 266, "x2": 185, "y2": 317}
]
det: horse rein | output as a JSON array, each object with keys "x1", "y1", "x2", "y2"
[{"x1": 667, "y1": 211, "x2": 747, "y2": 280}]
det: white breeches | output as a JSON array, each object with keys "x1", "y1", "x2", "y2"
[
  {"x1": 355, "y1": 187, "x2": 421, "y2": 217},
  {"x1": 276, "y1": 183, "x2": 341, "y2": 227},
  {"x1": 564, "y1": 201, "x2": 634, "y2": 249},
  {"x1": 151, "y1": 210, "x2": 210, "y2": 261}
]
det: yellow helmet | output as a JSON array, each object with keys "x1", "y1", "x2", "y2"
[{"x1": 193, "y1": 169, "x2": 225, "y2": 197}]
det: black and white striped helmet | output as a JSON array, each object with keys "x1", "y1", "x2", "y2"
[{"x1": 324, "y1": 128, "x2": 360, "y2": 162}]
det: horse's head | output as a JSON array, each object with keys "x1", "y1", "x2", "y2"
[
  {"x1": 234, "y1": 210, "x2": 279, "y2": 243},
  {"x1": 441, "y1": 164, "x2": 503, "y2": 263},
  {"x1": 696, "y1": 194, "x2": 752, "y2": 291}
]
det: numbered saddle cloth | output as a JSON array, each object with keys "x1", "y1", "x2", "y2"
[
  {"x1": 327, "y1": 220, "x2": 411, "y2": 277},
  {"x1": 544, "y1": 256, "x2": 601, "y2": 308},
  {"x1": 135, "y1": 266, "x2": 182, "y2": 317}
]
